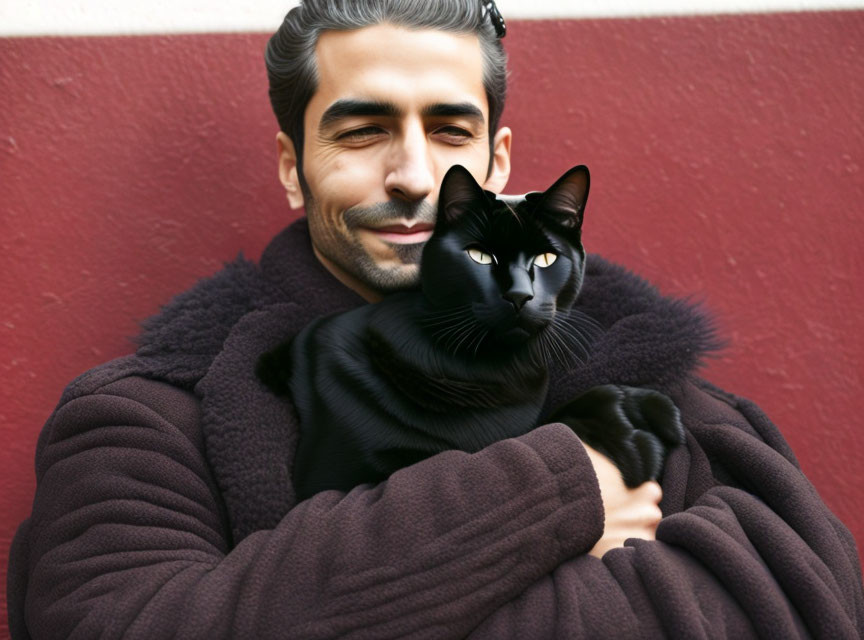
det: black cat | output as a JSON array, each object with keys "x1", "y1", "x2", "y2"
[{"x1": 258, "y1": 165, "x2": 683, "y2": 501}]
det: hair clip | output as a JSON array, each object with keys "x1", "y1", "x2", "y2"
[{"x1": 481, "y1": 0, "x2": 506, "y2": 38}]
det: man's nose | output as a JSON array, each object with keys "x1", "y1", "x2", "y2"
[{"x1": 384, "y1": 125, "x2": 435, "y2": 203}]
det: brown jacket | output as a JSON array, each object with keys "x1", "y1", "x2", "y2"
[{"x1": 8, "y1": 219, "x2": 863, "y2": 638}]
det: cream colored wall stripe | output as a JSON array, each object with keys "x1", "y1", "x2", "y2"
[{"x1": 2, "y1": 0, "x2": 863, "y2": 37}]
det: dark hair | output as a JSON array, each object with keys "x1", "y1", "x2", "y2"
[{"x1": 265, "y1": 0, "x2": 508, "y2": 181}]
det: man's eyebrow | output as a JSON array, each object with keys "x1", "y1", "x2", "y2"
[
  {"x1": 422, "y1": 102, "x2": 485, "y2": 123},
  {"x1": 318, "y1": 100, "x2": 486, "y2": 131},
  {"x1": 318, "y1": 99, "x2": 401, "y2": 130}
]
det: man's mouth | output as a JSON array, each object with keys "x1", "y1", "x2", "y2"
[{"x1": 364, "y1": 222, "x2": 435, "y2": 245}]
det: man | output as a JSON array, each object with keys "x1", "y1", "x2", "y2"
[{"x1": 8, "y1": 1, "x2": 863, "y2": 637}]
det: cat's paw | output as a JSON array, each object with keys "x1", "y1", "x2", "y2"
[{"x1": 549, "y1": 384, "x2": 684, "y2": 488}]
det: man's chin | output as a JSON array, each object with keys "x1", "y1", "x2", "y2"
[
  {"x1": 354, "y1": 238, "x2": 425, "y2": 292},
  {"x1": 360, "y1": 263, "x2": 421, "y2": 294}
]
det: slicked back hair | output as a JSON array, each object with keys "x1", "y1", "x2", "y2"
[{"x1": 265, "y1": 0, "x2": 508, "y2": 183}]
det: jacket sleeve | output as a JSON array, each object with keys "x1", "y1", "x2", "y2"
[
  {"x1": 17, "y1": 375, "x2": 604, "y2": 639},
  {"x1": 469, "y1": 378, "x2": 864, "y2": 639}
]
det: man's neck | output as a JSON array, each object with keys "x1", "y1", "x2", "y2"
[{"x1": 311, "y1": 245, "x2": 383, "y2": 303}]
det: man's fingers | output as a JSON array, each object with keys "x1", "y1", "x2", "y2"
[
  {"x1": 630, "y1": 481, "x2": 663, "y2": 528},
  {"x1": 638, "y1": 482, "x2": 663, "y2": 528},
  {"x1": 635, "y1": 480, "x2": 663, "y2": 505},
  {"x1": 584, "y1": 446, "x2": 664, "y2": 558}
]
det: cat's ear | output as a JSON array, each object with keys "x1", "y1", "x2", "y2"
[
  {"x1": 538, "y1": 165, "x2": 590, "y2": 233},
  {"x1": 438, "y1": 164, "x2": 486, "y2": 225}
]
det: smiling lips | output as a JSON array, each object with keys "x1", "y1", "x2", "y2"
[{"x1": 366, "y1": 223, "x2": 435, "y2": 244}]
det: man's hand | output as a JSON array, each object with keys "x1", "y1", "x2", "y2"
[{"x1": 582, "y1": 442, "x2": 663, "y2": 558}]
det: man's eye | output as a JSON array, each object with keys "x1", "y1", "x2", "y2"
[
  {"x1": 434, "y1": 126, "x2": 473, "y2": 143},
  {"x1": 337, "y1": 126, "x2": 385, "y2": 140},
  {"x1": 533, "y1": 253, "x2": 558, "y2": 268}
]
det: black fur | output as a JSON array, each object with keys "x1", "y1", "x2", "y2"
[{"x1": 257, "y1": 165, "x2": 683, "y2": 500}]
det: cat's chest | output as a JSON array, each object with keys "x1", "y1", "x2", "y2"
[{"x1": 288, "y1": 298, "x2": 550, "y2": 448}]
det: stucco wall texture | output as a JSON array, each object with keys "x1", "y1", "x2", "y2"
[{"x1": 1, "y1": 10, "x2": 862, "y2": 633}]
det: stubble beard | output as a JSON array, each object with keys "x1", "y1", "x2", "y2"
[{"x1": 306, "y1": 198, "x2": 437, "y2": 294}]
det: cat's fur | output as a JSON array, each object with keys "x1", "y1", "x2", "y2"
[{"x1": 258, "y1": 165, "x2": 682, "y2": 500}]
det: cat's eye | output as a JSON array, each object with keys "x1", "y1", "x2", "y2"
[
  {"x1": 467, "y1": 248, "x2": 494, "y2": 265},
  {"x1": 533, "y1": 253, "x2": 558, "y2": 268}
]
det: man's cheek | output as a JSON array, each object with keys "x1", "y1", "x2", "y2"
[
  {"x1": 332, "y1": 153, "x2": 378, "y2": 188},
  {"x1": 437, "y1": 142, "x2": 489, "y2": 179}
]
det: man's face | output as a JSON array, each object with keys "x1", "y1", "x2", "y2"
[{"x1": 279, "y1": 23, "x2": 511, "y2": 298}]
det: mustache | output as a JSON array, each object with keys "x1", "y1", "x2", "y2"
[{"x1": 343, "y1": 200, "x2": 437, "y2": 230}]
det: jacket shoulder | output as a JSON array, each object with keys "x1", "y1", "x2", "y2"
[
  {"x1": 37, "y1": 374, "x2": 208, "y2": 482},
  {"x1": 678, "y1": 376, "x2": 801, "y2": 468},
  {"x1": 94, "y1": 375, "x2": 204, "y2": 451}
]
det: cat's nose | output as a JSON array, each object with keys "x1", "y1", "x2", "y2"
[
  {"x1": 505, "y1": 266, "x2": 534, "y2": 311},
  {"x1": 503, "y1": 291, "x2": 533, "y2": 311}
]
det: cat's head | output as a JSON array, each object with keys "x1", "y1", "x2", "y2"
[{"x1": 419, "y1": 164, "x2": 593, "y2": 362}]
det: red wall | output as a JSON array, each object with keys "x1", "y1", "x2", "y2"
[{"x1": 2, "y1": 11, "x2": 862, "y2": 634}]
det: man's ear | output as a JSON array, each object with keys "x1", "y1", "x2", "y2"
[
  {"x1": 277, "y1": 131, "x2": 304, "y2": 209},
  {"x1": 482, "y1": 126, "x2": 512, "y2": 194}
]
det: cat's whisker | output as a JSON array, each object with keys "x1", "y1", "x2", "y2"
[
  {"x1": 426, "y1": 304, "x2": 472, "y2": 318},
  {"x1": 437, "y1": 319, "x2": 477, "y2": 355},
  {"x1": 564, "y1": 339, "x2": 590, "y2": 364},
  {"x1": 545, "y1": 327, "x2": 571, "y2": 366},
  {"x1": 422, "y1": 306, "x2": 473, "y2": 327},
  {"x1": 430, "y1": 311, "x2": 474, "y2": 333},
  {"x1": 452, "y1": 326, "x2": 478, "y2": 357},
  {"x1": 443, "y1": 332, "x2": 468, "y2": 357},
  {"x1": 555, "y1": 314, "x2": 600, "y2": 351},
  {"x1": 554, "y1": 317, "x2": 592, "y2": 359},
  {"x1": 459, "y1": 324, "x2": 486, "y2": 357},
  {"x1": 563, "y1": 334, "x2": 589, "y2": 363},
  {"x1": 432, "y1": 315, "x2": 476, "y2": 344},
  {"x1": 425, "y1": 316, "x2": 469, "y2": 328},
  {"x1": 424, "y1": 313, "x2": 476, "y2": 335},
  {"x1": 536, "y1": 331, "x2": 553, "y2": 368},
  {"x1": 423, "y1": 311, "x2": 467, "y2": 324},
  {"x1": 564, "y1": 323, "x2": 601, "y2": 346},
  {"x1": 545, "y1": 334, "x2": 568, "y2": 369},
  {"x1": 469, "y1": 327, "x2": 490, "y2": 358},
  {"x1": 556, "y1": 313, "x2": 595, "y2": 334},
  {"x1": 533, "y1": 329, "x2": 556, "y2": 366},
  {"x1": 545, "y1": 318, "x2": 590, "y2": 367},
  {"x1": 559, "y1": 311, "x2": 603, "y2": 336},
  {"x1": 450, "y1": 322, "x2": 484, "y2": 356}
]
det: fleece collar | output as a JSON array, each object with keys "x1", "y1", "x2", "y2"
[
  {"x1": 543, "y1": 254, "x2": 722, "y2": 417},
  {"x1": 66, "y1": 218, "x2": 720, "y2": 543}
]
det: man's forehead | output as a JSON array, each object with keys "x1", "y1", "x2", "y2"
[
  {"x1": 309, "y1": 24, "x2": 488, "y2": 119},
  {"x1": 314, "y1": 23, "x2": 484, "y2": 66}
]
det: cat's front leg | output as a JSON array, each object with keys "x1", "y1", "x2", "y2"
[{"x1": 549, "y1": 385, "x2": 684, "y2": 488}]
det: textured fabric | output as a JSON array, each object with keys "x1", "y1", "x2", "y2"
[{"x1": 7, "y1": 218, "x2": 864, "y2": 638}]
